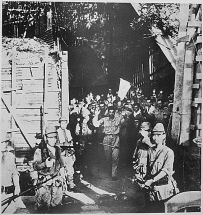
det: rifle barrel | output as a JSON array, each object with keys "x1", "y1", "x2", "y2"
[{"x1": 1, "y1": 174, "x2": 57, "y2": 206}]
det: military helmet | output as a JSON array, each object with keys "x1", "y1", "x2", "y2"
[
  {"x1": 45, "y1": 125, "x2": 57, "y2": 138},
  {"x1": 152, "y1": 123, "x2": 165, "y2": 134}
]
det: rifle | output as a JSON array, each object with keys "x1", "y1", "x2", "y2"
[
  {"x1": 1, "y1": 174, "x2": 57, "y2": 207},
  {"x1": 35, "y1": 106, "x2": 49, "y2": 162}
]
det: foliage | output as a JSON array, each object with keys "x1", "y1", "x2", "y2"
[
  {"x1": 3, "y1": 1, "x2": 48, "y2": 24},
  {"x1": 130, "y1": 3, "x2": 180, "y2": 38},
  {"x1": 2, "y1": 1, "x2": 50, "y2": 37}
]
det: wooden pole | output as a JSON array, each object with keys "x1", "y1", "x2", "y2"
[
  {"x1": 179, "y1": 8, "x2": 196, "y2": 146},
  {"x1": 61, "y1": 51, "x2": 69, "y2": 121},
  {"x1": 1, "y1": 95, "x2": 33, "y2": 150},
  {"x1": 171, "y1": 4, "x2": 190, "y2": 142}
]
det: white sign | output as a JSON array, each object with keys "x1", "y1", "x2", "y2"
[{"x1": 118, "y1": 78, "x2": 131, "y2": 100}]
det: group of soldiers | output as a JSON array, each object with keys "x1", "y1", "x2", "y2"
[
  {"x1": 68, "y1": 88, "x2": 174, "y2": 176},
  {"x1": 1, "y1": 116, "x2": 76, "y2": 213},
  {"x1": 67, "y1": 87, "x2": 179, "y2": 212},
  {"x1": 1, "y1": 87, "x2": 179, "y2": 213}
]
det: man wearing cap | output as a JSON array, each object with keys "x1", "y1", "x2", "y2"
[
  {"x1": 57, "y1": 116, "x2": 76, "y2": 190},
  {"x1": 93, "y1": 106, "x2": 125, "y2": 180},
  {"x1": 1, "y1": 138, "x2": 27, "y2": 213},
  {"x1": 33, "y1": 125, "x2": 64, "y2": 212},
  {"x1": 132, "y1": 121, "x2": 153, "y2": 185},
  {"x1": 140, "y1": 123, "x2": 179, "y2": 213}
]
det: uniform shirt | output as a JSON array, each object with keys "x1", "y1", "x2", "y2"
[
  {"x1": 147, "y1": 144, "x2": 179, "y2": 202},
  {"x1": 33, "y1": 147, "x2": 62, "y2": 176},
  {"x1": 1, "y1": 152, "x2": 19, "y2": 187},
  {"x1": 147, "y1": 144, "x2": 174, "y2": 178},
  {"x1": 133, "y1": 138, "x2": 150, "y2": 181},
  {"x1": 93, "y1": 115, "x2": 124, "y2": 135},
  {"x1": 57, "y1": 128, "x2": 73, "y2": 146}
]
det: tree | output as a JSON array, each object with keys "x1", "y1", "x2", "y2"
[
  {"x1": 130, "y1": 3, "x2": 180, "y2": 38},
  {"x1": 2, "y1": 1, "x2": 49, "y2": 37}
]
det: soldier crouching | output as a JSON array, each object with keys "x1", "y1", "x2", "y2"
[{"x1": 33, "y1": 125, "x2": 65, "y2": 212}]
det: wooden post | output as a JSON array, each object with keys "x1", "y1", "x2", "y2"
[
  {"x1": 171, "y1": 4, "x2": 190, "y2": 142},
  {"x1": 179, "y1": 49, "x2": 195, "y2": 145},
  {"x1": 61, "y1": 51, "x2": 69, "y2": 121},
  {"x1": 179, "y1": 8, "x2": 196, "y2": 146},
  {"x1": 11, "y1": 47, "x2": 17, "y2": 140},
  {"x1": 1, "y1": 95, "x2": 33, "y2": 150}
]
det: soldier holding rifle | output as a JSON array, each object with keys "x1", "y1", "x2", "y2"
[
  {"x1": 134, "y1": 123, "x2": 179, "y2": 213},
  {"x1": 33, "y1": 125, "x2": 65, "y2": 212}
]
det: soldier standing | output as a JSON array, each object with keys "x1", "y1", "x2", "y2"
[
  {"x1": 132, "y1": 122, "x2": 153, "y2": 185},
  {"x1": 57, "y1": 116, "x2": 76, "y2": 190},
  {"x1": 1, "y1": 139, "x2": 27, "y2": 214},
  {"x1": 93, "y1": 106, "x2": 125, "y2": 181},
  {"x1": 139, "y1": 123, "x2": 179, "y2": 213}
]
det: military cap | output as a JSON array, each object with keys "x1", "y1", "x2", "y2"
[
  {"x1": 1, "y1": 140, "x2": 14, "y2": 152},
  {"x1": 152, "y1": 123, "x2": 165, "y2": 134},
  {"x1": 45, "y1": 125, "x2": 57, "y2": 138}
]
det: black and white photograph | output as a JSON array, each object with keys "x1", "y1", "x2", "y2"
[{"x1": 1, "y1": 1, "x2": 202, "y2": 213}]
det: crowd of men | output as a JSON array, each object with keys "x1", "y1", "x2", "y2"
[
  {"x1": 1, "y1": 87, "x2": 179, "y2": 213},
  {"x1": 68, "y1": 88, "x2": 174, "y2": 174}
]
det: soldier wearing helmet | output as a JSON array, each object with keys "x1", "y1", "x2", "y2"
[
  {"x1": 132, "y1": 121, "x2": 153, "y2": 186},
  {"x1": 1, "y1": 135, "x2": 27, "y2": 213},
  {"x1": 56, "y1": 116, "x2": 76, "y2": 190},
  {"x1": 139, "y1": 123, "x2": 179, "y2": 213},
  {"x1": 33, "y1": 125, "x2": 64, "y2": 212}
]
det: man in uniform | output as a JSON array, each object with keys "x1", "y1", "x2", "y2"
[
  {"x1": 93, "y1": 106, "x2": 125, "y2": 181},
  {"x1": 1, "y1": 138, "x2": 27, "y2": 214},
  {"x1": 139, "y1": 123, "x2": 179, "y2": 212},
  {"x1": 57, "y1": 116, "x2": 76, "y2": 190},
  {"x1": 33, "y1": 125, "x2": 64, "y2": 212},
  {"x1": 132, "y1": 121, "x2": 153, "y2": 185}
]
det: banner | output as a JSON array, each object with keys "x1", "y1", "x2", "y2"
[{"x1": 117, "y1": 78, "x2": 131, "y2": 100}]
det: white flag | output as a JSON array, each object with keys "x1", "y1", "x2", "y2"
[{"x1": 118, "y1": 78, "x2": 131, "y2": 100}]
